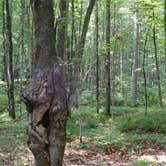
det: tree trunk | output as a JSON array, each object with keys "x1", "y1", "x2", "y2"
[
  {"x1": 143, "y1": 33, "x2": 148, "y2": 115},
  {"x1": 18, "y1": 0, "x2": 25, "y2": 116},
  {"x1": 73, "y1": 0, "x2": 96, "y2": 107},
  {"x1": 56, "y1": 0, "x2": 68, "y2": 60},
  {"x1": 119, "y1": 18, "x2": 123, "y2": 93},
  {"x1": 2, "y1": 0, "x2": 6, "y2": 82},
  {"x1": 164, "y1": 0, "x2": 166, "y2": 72},
  {"x1": 105, "y1": 0, "x2": 111, "y2": 115},
  {"x1": 131, "y1": 10, "x2": 139, "y2": 107},
  {"x1": 22, "y1": 1, "x2": 69, "y2": 165},
  {"x1": 27, "y1": 1, "x2": 34, "y2": 77},
  {"x1": 153, "y1": 22, "x2": 163, "y2": 109},
  {"x1": 6, "y1": 0, "x2": 15, "y2": 119},
  {"x1": 95, "y1": 1, "x2": 99, "y2": 114}
]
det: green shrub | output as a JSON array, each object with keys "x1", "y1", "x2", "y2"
[{"x1": 116, "y1": 111, "x2": 166, "y2": 134}]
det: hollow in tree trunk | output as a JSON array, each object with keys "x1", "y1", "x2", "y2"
[{"x1": 22, "y1": 1, "x2": 69, "y2": 165}]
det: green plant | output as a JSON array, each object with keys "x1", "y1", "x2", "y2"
[{"x1": 116, "y1": 111, "x2": 166, "y2": 134}]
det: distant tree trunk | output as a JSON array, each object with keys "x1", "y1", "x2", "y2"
[
  {"x1": 111, "y1": 3, "x2": 116, "y2": 107},
  {"x1": 164, "y1": 0, "x2": 166, "y2": 72},
  {"x1": 153, "y1": 22, "x2": 163, "y2": 109},
  {"x1": 95, "y1": 1, "x2": 99, "y2": 114},
  {"x1": 27, "y1": 1, "x2": 34, "y2": 77},
  {"x1": 19, "y1": 0, "x2": 25, "y2": 116},
  {"x1": 2, "y1": 0, "x2": 6, "y2": 81},
  {"x1": 22, "y1": 1, "x2": 69, "y2": 165},
  {"x1": 105, "y1": 0, "x2": 111, "y2": 115},
  {"x1": 119, "y1": 18, "x2": 123, "y2": 92},
  {"x1": 143, "y1": 33, "x2": 148, "y2": 115},
  {"x1": 56, "y1": 0, "x2": 68, "y2": 60},
  {"x1": 73, "y1": 0, "x2": 96, "y2": 107},
  {"x1": 77, "y1": 0, "x2": 96, "y2": 64},
  {"x1": 131, "y1": 10, "x2": 139, "y2": 107},
  {"x1": 6, "y1": 0, "x2": 15, "y2": 119}
]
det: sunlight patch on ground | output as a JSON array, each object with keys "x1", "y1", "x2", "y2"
[{"x1": 139, "y1": 154, "x2": 166, "y2": 163}]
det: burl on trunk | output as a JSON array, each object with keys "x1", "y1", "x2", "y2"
[{"x1": 22, "y1": 0, "x2": 69, "y2": 165}]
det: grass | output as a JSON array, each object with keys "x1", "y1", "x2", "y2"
[
  {"x1": 0, "y1": 91, "x2": 166, "y2": 165},
  {"x1": 116, "y1": 111, "x2": 166, "y2": 134}
]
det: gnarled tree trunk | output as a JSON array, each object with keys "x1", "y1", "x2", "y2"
[{"x1": 22, "y1": 1, "x2": 68, "y2": 165}]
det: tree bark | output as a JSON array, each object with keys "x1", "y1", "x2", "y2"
[
  {"x1": 72, "y1": 0, "x2": 96, "y2": 107},
  {"x1": 131, "y1": 10, "x2": 139, "y2": 107},
  {"x1": 56, "y1": 0, "x2": 68, "y2": 60},
  {"x1": 153, "y1": 22, "x2": 163, "y2": 109},
  {"x1": 6, "y1": 0, "x2": 15, "y2": 119},
  {"x1": 27, "y1": 1, "x2": 34, "y2": 77},
  {"x1": 18, "y1": 0, "x2": 26, "y2": 116},
  {"x1": 105, "y1": 0, "x2": 111, "y2": 115},
  {"x1": 77, "y1": 0, "x2": 96, "y2": 64},
  {"x1": 22, "y1": 1, "x2": 69, "y2": 165},
  {"x1": 164, "y1": 0, "x2": 166, "y2": 72},
  {"x1": 119, "y1": 18, "x2": 123, "y2": 93},
  {"x1": 95, "y1": 0, "x2": 99, "y2": 114},
  {"x1": 143, "y1": 33, "x2": 148, "y2": 115},
  {"x1": 2, "y1": 0, "x2": 6, "y2": 82}
]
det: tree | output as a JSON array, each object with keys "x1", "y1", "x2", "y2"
[
  {"x1": 131, "y1": 8, "x2": 139, "y2": 107},
  {"x1": 152, "y1": 13, "x2": 163, "y2": 109},
  {"x1": 72, "y1": 0, "x2": 96, "y2": 107},
  {"x1": 143, "y1": 32, "x2": 148, "y2": 114},
  {"x1": 5, "y1": 0, "x2": 15, "y2": 119},
  {"x1": 105, "y1": 0, "x2": 111, "y2": 115},
  {"x1": 22, "y1": 0, "x2": 69, "y2": 165},
  {"x1": 56, "y1": 0, "x2": 68, "y2": 60},
  {"x1": 164, "y1": 0, "x2": 166, "y2": 72},
  {"x1": 95, "y1": 0, "x2": 99, "y2": 114}
]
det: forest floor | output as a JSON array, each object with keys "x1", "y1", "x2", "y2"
[{"x1": 0, "y1": 106, "x2": 166, "y2": 166}]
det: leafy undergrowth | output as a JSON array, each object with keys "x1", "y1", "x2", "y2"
[
  {"x1": 116, "y1": 111, "x2": 166, "y2": 134},
  {"x1": 0, "y1": 106, "x2": 166, "y2": 165}
]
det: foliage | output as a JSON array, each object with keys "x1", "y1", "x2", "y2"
[{"x1": 117, "y1": 111, "x2": 166, "y2": 134}]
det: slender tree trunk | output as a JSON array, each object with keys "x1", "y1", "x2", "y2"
[
  {"x1": 19, "y1": 0, "x2": 25, "y2": 116},
  {"x1": 22, "y1": 1, "x2": 69, "y2": 165},
  {"x1": 56, "y1": 0, "x2": 68, "y2": 60},
  {"x1": 105, "y1": 0, "x2": 111, "y2": 115},
  {"x1": 143, "y1": 33, "x2": 148, "y2": 115},
  {"x1": 119, "y1": 18, "x2": 123, "y2": 92},
  {"x1": 131, "y1": 10, "x2": 139, "y2": 107},
  {"x1": 27, "y1": 1, "x2": 34, "y2": 77},
  {"x1": 2, "y1": 0, "x2": 7, "y2": 82},
  {"x1": 95, "y1": 1, "x2": 99, "y2": 114},
  {"x1": 111, "y1": 3, "x2": 116, "y2": 107},
  {"x1": 77, "y1": 0, "x2": 96, "y2": 63},
  {"x1": 153, "y1": 23, "x2": 163, "y2": 109},
  {"x1": 6, "y1": 0, "x2": 15, "y2": 119},
  {"x1": 164, "y1": 0, "x2": 166, "y2": 72},
  {"x1": 73, "y1": 0, "x2": 96, "y2": 107}
]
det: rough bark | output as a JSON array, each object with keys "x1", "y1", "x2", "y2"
[
  {"x1": 131, "y1": 10, "x2": 139, "y2": 107},
  {"x1": 105, "y1": 0, "x2": 111, "y2": 115},
  {"x1": 6, "y1": 0, "x2": 15, "y2": 119},
  {"x1": 22, "y1": 1, "x2": 68, "y2": 165}
]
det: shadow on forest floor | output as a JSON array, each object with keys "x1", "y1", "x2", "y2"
[{"x1": 0, "y1": 107, "x2": 166, "y2": 166}]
